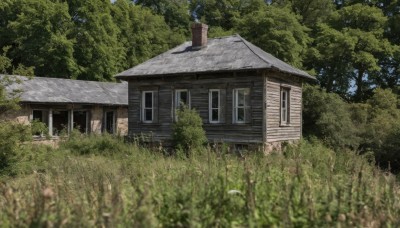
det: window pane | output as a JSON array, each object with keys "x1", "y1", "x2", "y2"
[
  {"x1": 145, "y1": 109, "x2": 152, "y2": 121},
  {"x1": 282, "y1": 91, "x2": 286, "y2": 108},
  {"x1": 282, "y1": 109, "x2": 286, "y2": 122},
  {"x1": 237, "y1": 90, "x2": 245, "y2": 106},
  {"x1": 145, "y1": 92, "x2": 152, "y2": 108},
  {"x1": 179, "y1": 91, "x2": 187, "y2": 105},
  {"x1": 212, "y1": 109, "x2": 219, "y2": 121},
  {"x1": 212, "y1": 91, "x2": 218, "y2": 108},
  {"x1": 237, "y1": 108, "x2": 245, "y2": 122}
]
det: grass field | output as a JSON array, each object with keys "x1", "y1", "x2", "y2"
[{"x1": 1, "y1": 134, "x2": 399, "y2": 227}]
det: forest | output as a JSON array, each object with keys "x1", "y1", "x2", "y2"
[
  {"x1": 0, "y1": 0, "x2": 400, "y2": 226},
  {"x1": 0, "y1": 0, "x2": 398, "y2": 100}
]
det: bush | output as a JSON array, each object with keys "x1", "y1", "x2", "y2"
[
  {"x1": 172, "y1": 106, "x2": 207, "y2": 153},
  {"x1": 302, "y1": 84, "x2": 358, "y2": 150},
  {"x1": 60, "y1": 130, "x2": 129, "y2": 156},
  {"x1": 0, "y1": 121, "x2": 31, "y2": 173}
]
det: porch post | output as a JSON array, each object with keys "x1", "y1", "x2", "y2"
[
  {"x1": 48, "y1": 109, "x2": 53, "y2": 136},
  {"x1": 69, "y1": 109, "x2": 74, "y2": 134}
]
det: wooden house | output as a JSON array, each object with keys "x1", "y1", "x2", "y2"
[
  {"x1": 116, "y1": 23, "x2": 315, "y2": 151},
  {"x1": 2, "y1": 75, "x2": 128, "y2": 138}
]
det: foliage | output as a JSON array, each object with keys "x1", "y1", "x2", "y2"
[
  {"x1": 309, "y1": 4, "x2": 396, "y2": 100},
  {"x1": 359, "y1": 88, "x2": 400, "y2": 168},
  {"x1": 60, "y1": 130, "x2": 128, "y2": 156},
  {"x1": 30, "y1": 119, "x2": 49, "y2": 139},
  {"x1": 302, "y1": 84, "x2": 358, "y2": 150},
  {"x1": 236, "y1": 4, "x2": 310, "y2": 68},
  {"x1": 172, "y1": 106, "x2": 207, "y2": 152},
  {"x1": 303, "y1": 85, "x2": 400, "y2": 169},
  {"x1": 0, "y1": 121, "x2": 31, "y2": 173},
  {"x1": 111, "y1": 1, "x2": 184, "y2": 70},
  {"x1": 1, "y1": 137, "x2": 400, "y2": 226},
  {"x1": 134, "y1": 0, "x2": 191, "y2": 37}
]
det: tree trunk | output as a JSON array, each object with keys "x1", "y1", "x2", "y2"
[{"x1": 354, "y1": 69, "x2": 365, "y2": 102}]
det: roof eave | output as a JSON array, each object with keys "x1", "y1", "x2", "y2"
[
  {"x1": 20, "y1": 101, "x2": 128, "y2": 106},
  {"x1": 116, "y1": 67, "x2": 316, "y2": 81}
]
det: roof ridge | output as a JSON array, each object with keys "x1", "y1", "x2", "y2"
[
  {"x1": 236, "y1": 35, "x2": 272, "y2": 68},
  {"x1": 3, "y1": 74, "x2": 124, "y2": 86}
]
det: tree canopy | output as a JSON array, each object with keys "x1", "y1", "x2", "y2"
[{"x1": 0, "y1": 0, "x2": 398, "y2": 100}]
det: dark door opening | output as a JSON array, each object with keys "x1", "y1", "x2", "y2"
[
  {"x1": 53, "y1": 110, "x2": 69, "y2": 136},
  {"x1": 105, "y1": 111, "x2": 115, "y2": 134},
  {"x1": 73, "y1": 111, "x2": 88, "y2": 133}
]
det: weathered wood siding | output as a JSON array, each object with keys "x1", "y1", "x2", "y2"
[
  {"x1": 265, "y1": 73, "x2": 302, "y2": 142},
  {"x1": 128, "y1": 71, "x2": 265, "y2": 143}
]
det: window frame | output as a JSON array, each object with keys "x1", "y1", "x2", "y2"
[
  {"x1": 280, "y1": 87, "x2": 291, "y2": 126},
  {"x1": 142, "y1": 91, "x2": 154, "y2": 123},
  {"x1": 233, "y1": 88, "x2": 249, "y2": 124},
  {"x1": 209, "y1": 89, "x2": 221, "y2": 123}
]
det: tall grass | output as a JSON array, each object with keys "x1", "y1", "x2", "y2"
[{"x1": 1, "y1": 135, "x2": 399, "y2": 227}]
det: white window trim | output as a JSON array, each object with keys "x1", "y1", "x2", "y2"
[
  {"x1": 142, "y1": 91, "x2": 154, "y2": 123},
  {"x1": 209, "y1": 89, "x2": 220, "y2": 123},
  {"x1": 280, "y1": 88, "x2": 290, "y2": 125},
  {"x1": 233, "y1": 88, "x2": 248, "y2": 124}
]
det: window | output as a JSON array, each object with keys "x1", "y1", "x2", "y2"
[
  {"x1": 233, "y1": 88, "x2": 250, "y2": 123},
  {"x1": 142, "y1": 91, "x2": 154, "y2": 123},
  {"x1": 209, "y1": 89, "x2": 220, "y2": 123},
  {"x1": 175, "y1": 89, "x2": 189, "y2": 109},
  {"x1": 281, "y1": 88, "x2": 290, "y2": 125}
]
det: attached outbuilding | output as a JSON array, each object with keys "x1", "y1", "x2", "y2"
[
  {"x1": 116, "y1": 23, "x2": 315, "y2": 152},
  {"x1": 1, "y1": 75, "x2": 128, "y2": 138}
]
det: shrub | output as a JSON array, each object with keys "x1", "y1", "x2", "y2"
[
  {"x1": 302, "y1": 84, "x2": 358, "y2": 150},
  {"x1": 0, "y1": 121, "x2": 31, "y2": 173},
  {"x1": 60, "y1": 130, "x2": 129, "y2": 156},
  {"x1": 172, "y1": 106, "x2": 207, "y2": 153}
]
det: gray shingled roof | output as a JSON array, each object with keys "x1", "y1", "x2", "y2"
[
  {"x1": 2, "y1": 75, "x2": 128, "y2": 105},
  {"x1": 116, "y1": 34, "x2": 314, "y2": 80}
]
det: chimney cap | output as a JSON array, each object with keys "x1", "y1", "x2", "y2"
[{"x1": 191, "y1": 23, "x2": 208, "y2": 29}]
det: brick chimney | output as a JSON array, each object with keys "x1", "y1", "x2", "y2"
[{"x1": 191, "y1": 23, "x2": 208, "y2": 50}]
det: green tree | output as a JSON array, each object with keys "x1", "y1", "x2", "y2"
[
  {"x1": 271, "y1": 0, "x2": 335, "y2": 27},
  {"x1": 0, "y1": 0, "x2": 77, "y2": 78},
  {"x1": 302, "y1": 84, "x2": 359, "y2": 150},
  {"x1": 64, "y1": 0, "x2": 124, "y2": 81},
  {"x1": 134, "y1": 0, "x2": 191, "y2": 37},
  {"x1": 111, "y1": 0, "x2": 184, "y2": 69},
  {"x1": 311, "y1": 4, "x2": 395, "y2": 101},
  {"x1": 172, "y1": 106, "x2": 207, "y2": 153},
  {"x1": 236, "y1": 4, "x2": 311, "y2": 68},
  {"x1": 190, "y1": 0, "x2": 241, "y2": 31},
  {"x1": 0, "y1": 48, "x2": 33, "y2": 115}
]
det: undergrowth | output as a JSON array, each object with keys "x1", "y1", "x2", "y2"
[{"x1": 0, "y1": 134, "x2": 399, "y2": 227}]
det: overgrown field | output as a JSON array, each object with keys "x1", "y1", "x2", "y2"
[{"x1": 1, "y1": 135, "x2": 400, "y2": 227}]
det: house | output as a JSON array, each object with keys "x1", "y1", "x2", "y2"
[
  {"x1": 116, "y1": 23, "x2": 315, "y2": 151},
  {"x1": 1, "y1": 75, "x2": 128, "y2": 138}
]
